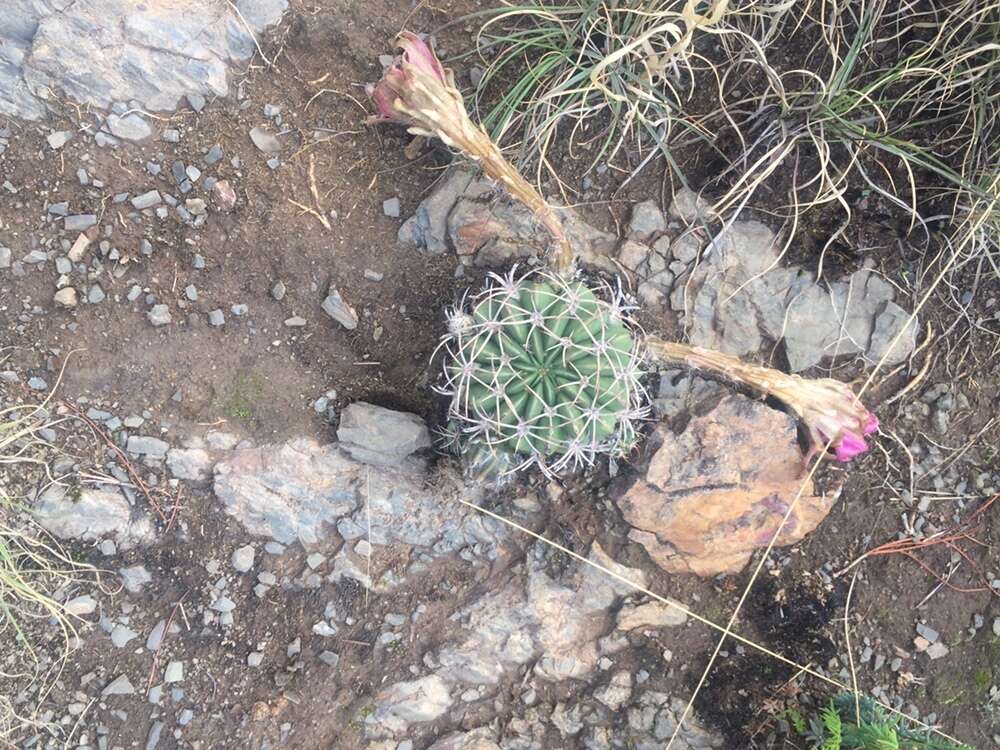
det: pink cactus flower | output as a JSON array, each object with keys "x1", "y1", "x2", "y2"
[
  {"x1": 805, "y1": 388, "x2": 879, "y2": 462},
  {"x1": 366, "y1": 32, "x2": 451, "y2": 128}
]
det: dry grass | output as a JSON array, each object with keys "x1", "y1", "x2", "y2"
[{"x1": 0, "y1": 397, "x2": 95, "y2": 744}]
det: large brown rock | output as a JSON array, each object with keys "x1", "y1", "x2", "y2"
[{"x1": 618, "y1": 395, "x2": 834, "y2": 576}]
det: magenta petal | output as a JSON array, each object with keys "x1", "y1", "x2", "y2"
[
  {"x1": 397, "y1": 31, "x2": 446, "y2": 83},
  {"x1": 833, "y1": 432, "x2": 868, "y2": 462},
  {"x1": 863, "y1": 412, "x2": 879, "y2": 435}
]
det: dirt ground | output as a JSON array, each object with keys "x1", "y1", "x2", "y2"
[{"x1": 1, "y1": 1, "x2": 997, "y2": 749}]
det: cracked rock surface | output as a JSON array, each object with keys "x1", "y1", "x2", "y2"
[{"x1": 0, "y1": 0, "x2": 287, "y2": 120}]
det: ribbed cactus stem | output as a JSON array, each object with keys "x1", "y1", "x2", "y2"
[{"x1": 441, "y1": 267, "x2": 647, "y2": 478}]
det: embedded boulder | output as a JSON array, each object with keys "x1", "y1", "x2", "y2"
[{"x1": 617, "y1": 395, "x2": 835, "y2": 576}]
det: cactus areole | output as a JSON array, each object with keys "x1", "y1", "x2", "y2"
[{"x1": 440, "y1": 267, "x2": 647, "y2": 477}]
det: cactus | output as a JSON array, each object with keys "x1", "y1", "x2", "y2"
[{"x1": 439, "y1": 266, "x2": 647, "y2": 478}]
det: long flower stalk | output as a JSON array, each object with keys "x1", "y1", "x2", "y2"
[
  {"x1": 368, "y1": 32, "x2": 575, "y2": 275},
  {"x1": 646, "y1": 337, "x2": 878, "y2": 462}
]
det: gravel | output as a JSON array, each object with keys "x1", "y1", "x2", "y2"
[
  {"x1": 111, "y1": 624, "x2": 139, "y2": 648},
  {"x1": 231, "y1": 545, "x2": 256, "y2": 573},
  {"x1": 382, "y1": 197, "x2": 401, "y2": 218},
  {"x1": 102, "y1": 675, "x2": 136, "y2": 696},
  {"x1": 131, "y1": 190, "x2": 162, "y2": 210},
  {"x1": 163, "y1": 660, "x2": 184, "y2": 683},
  {"x1": 249, "y1": 126, "x2": 282, "y2": 153},
  {"x1": 321, "y1": 288, "x2": 358, "y2": 330},
  {"x1": 64, "y1": 214, "x2": 97, "y2": 231},
  {"x1": 147, "y1": 304, "x2": 172, "y2": 326},
  {"x1": 208, "y1": 309, "x2": 225, "y2": 327}
]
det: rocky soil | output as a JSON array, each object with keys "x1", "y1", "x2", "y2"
[{"x1": 1, "y1": 2, "x2": 998, "y2": 750}]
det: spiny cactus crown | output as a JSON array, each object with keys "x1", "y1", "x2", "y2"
[{"x1": 439, "y1": 266, "x2": 647, "y2": 478}]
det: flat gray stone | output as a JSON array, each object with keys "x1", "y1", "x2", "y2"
[
  {"x1": 127, "y1": 435, "x2": 169, "y2": 459},
  {"x1": 336, "y1": 402, "x2": 431, "y2": 467},
  {"x1": 119, "y1": 565, "x2": 152, "y2": 593},
  {"x1": 321, "y1": 289, "x2": 358, "y2": 330},
  {"x1": 147, "y1": 304, "x2": 172, "y2": 326},
  {"x1": 32, "y1": 485, "x2": 153, "y2": 550},
  {"x1": 249, "y1": 126, "x2": 281, "y2": 153},
  {"x1": 64, "y1": 214, "x2": 97, "y2": 231},
  {"x1": 102, "y1": 674, "x2": 136, "y2": 696},
  {"x1": 166, "y1": 447, "x2": 211, "y2": 480},
  {"x1": 106, "y1": 113, "x2": 152, "y2": 141},
  {"x1": 131, "y1": 190, "x2": 162, "y2": 210}
]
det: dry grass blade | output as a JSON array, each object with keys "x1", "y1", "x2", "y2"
[{"x1": 0, "y1": 398, "x2": 97, "y2": 742}]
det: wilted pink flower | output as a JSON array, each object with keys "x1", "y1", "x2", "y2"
[
  {"x1": 807, "y1": 392, "x2": 879, "y2": 462},
  {"x1": 645, "y1": 339, "x2": 879, "y2": 464},
  {"x1": 366, "y1": 30, "x2": 577, "y2": 273},
  {"x1": 366, "y1": 32, "x2": 459, "y2": 136}
]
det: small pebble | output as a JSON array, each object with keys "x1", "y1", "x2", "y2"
[{"x1": 208, "y1": 309, "x2": 225, "y2": 327}]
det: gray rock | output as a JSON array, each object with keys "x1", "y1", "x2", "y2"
[
  {"x1": 187, "y1": 93, "x2": 206, "y2": 112},
  {"x1": 64, "y1": 214, "x2": 97, "y2": 232},
  {"x1": 319, "y1": 650, "x2": 340, "y2": 667},
  {"x1": 0, "y1": 246, "x2": 10, "y2": 269},
  {"x1": 55, "y1": 256, "x2": 72, "y2": 274},
  {"x1": 213, "y1": 438, "x2": 502, "y2": 552},
  {"x1": 0, "y1": 1, "x2": 288, "y2": 122},
  {"x1": 321, "y1": 289, "x2": 358, "y2": 330},
  {"x1": 87, "y1": 284, "x2": 106, "y2": 304},
  {"x1": 231, "y1": 544, "x2": 256, "y2": 572},
  {"x1": 47, "y1": 130, "x2": 72, "y2": 149},
  {"x1": 382, "y1": 197, "x2": 401, "y2": 218},
  {"x1": 628, "y1": 199, "x2": 666, "y2": 239},
  {"x1": 208, "y1": 309, "x2": 225, "y2": 327},
  {"x1": 131, "y1": 190, "x2": 162, "y2": 210},
  {"x1": 145, "y1": 720, "x2": 164, "y2": 750},
  {"x1": 119, "y1": 565, "x2": 152, "y2": 593},
  {"x1": 249, "y1": 126, "x2": 282, "y2": 153},
  {"x1": 398, "y1": 167, "x2": 475, "y2": 255},
  {"x1": 915, "y1": 623, "x2": 939, "y2": 643},
  {"x1": 102, "y1": 675, "x2": 135, "y2": 696},
  {"x1": 211, "y1": 596, "x2": 236, "y2": 613},
  {"x1": 147, "y1": 304, "x2": 172, "y2": 326},
  {"x1": 372, "y1": 675, "x2": 452, "y2": 733},
  {"x1": 161, "y1": 128, "x2": 181, "y2": 143},
  {"x1": 127, "y1": 435, "x2": 169, "y2": 459},
  {"x1": 166, "y1": 447, "x2": 211, "y2": 481},
  {"x1": 336, "y1": 402, "x2": 431, "y2": 467},
  {"x1": 163, "y1": 660, "x2": 184, "y2": 682},
  {"x1": 64, "y1": 594, "x2": 97, "y2": 616},
  {"x1": 106, "y1": 113, "x2": 152, "y2": 141},
  {"x1": 146, "y1": 620, "x2": 166, "y2": 651},
  {"x1": 868, "y1": 300, "x2": 918, "y2": 367},
  {"x1": 27, "y1": 377, "x2": 48, "y2": 391},
  {"x1": 205, "y1": 144, "x2": 224, "y2": 165},
  {"x1": 247, "y1": 651, "x2": 264, "y2": 667},
  {"x1": 184, "y1": 285, "x2": 198, "y2": 302},
  {"x1": 271, "y1": 280, "x2": 286, "y2": 300},
  {"x1": 111, "y1": 624, "x2": 138, "y2": 648},
  {"x1": 32, "y1": 485, "x2": 152, "y2": 549}
]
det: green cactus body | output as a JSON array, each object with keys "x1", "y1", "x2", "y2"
[{"x1": 441, "y1": 267, "x2": 646, "y2": 477}]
